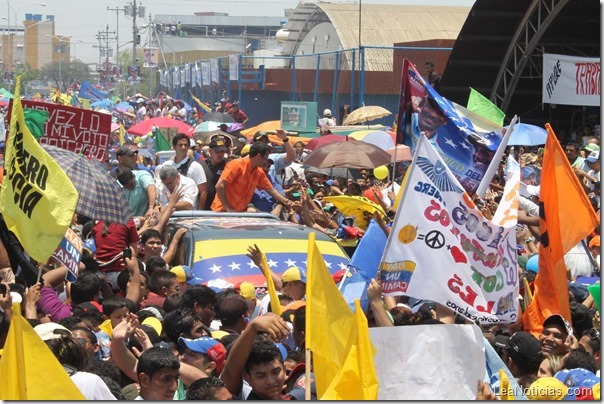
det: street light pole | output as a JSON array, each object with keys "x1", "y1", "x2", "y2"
[
  {"x1": 47, "y1": 34, "x2": 70, "y2": 90},
  {"x1": 4, "y1": 1, "x2": 46, "y2": 75},
  {"x1": 72, "y1": 39, "x2": 83, "y2": 61}
]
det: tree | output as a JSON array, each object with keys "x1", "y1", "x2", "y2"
[{"x1": 39, "y1": 59, "x2": 91, "y2": 90}]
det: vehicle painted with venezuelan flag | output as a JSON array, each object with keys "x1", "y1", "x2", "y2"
[{"x1": 167, "y1": 211, "x2": 350, "y2": 287}]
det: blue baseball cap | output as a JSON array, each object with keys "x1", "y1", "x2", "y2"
[{"x1": 178, "y1": 337, "x2": 227, "y2": 374}]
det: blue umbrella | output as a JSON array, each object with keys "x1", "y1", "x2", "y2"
[
  {"x1": 115, "y1": 101, "x2": 133, "y2": 113},
  {"x1": 90, "y1": 99, "x2": 113, "y2": 109},
  {"x1": 506, "y1": 123, "x2": 548, "y2": 146}
]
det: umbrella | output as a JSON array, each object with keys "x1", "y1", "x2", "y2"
[
  {"x1": 195, "y1": 121, "x2": 234, "y2": 132},
  {"x1": 343, "y1": 105, "x2": 392, "y2": 125},
  {"x1": 127, "y1": 117, "x2": 195, "y2": 137},
  {"x1": 306, "y1": 134, "x2": 350, "y2": 151},
  {"x1": 242, "y1": 120, "x2": 282, "y2": 138},
  {"x1": 41, "y1": 145, "x2": 132, "y2": 225},
  {"x1": 115, "y1": 101, "x2": 133, "y2": 113},
  {"x1": 386, "y1": 145, "x2": 413, "y2": 163},
  {"x1": 506, "y1": 123, "x2": 548, "y2": 146},
  {"x1": 201, "y1": 112, "x2": 235, "y2": 123},
  {"x1": 323, "y1": 195, "x2": 386, "y2": 230},
  {"x1": 350, "y1": 130, "x2": 395, "y2": 150},
  {"x1": 304, "y1": 139, "x2": 392, "y2": 169},
  {"x1": 303, "y1": 166, "x2": 357, "y2": 179},
  {"x1": 91, "y1": 99, "x2": 114, "y2": 110}
]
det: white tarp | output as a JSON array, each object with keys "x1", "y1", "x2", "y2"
[
  {"x1": 370, "y1": 324, "x2": 485, "y2": 400},
  {"x1": 229, "y1": 54, "x2": 239, "y2": 81},
  {"x1": 542, "y1": 53, "x2": 600, "y2": 106}
]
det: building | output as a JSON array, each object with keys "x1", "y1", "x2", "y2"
[{"x1": 1, "y1": 13, "x2": 70, "y2": 72}]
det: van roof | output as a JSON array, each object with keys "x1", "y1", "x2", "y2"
[{"x1": 169, "y1": 212, "x2": 350, "y2": 287}]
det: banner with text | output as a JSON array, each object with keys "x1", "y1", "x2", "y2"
[
  {"x1": 52, "y1": 228, "x2": 83, "y2": 283},
  {"x1": 396, "y1": 59, "x2": 505, "y2": 192},
  {"x1": 379, "y1": 135, "x2": 520, "y2": 324},
  {"x1": 8, "y1": 100, "x2": 112, "y2": 161},
  {"x1": 542, "y1": 53, "x2": 600, "y2": 107}
]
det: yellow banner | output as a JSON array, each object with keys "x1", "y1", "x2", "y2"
[{"x1": 0, "y1": 76, "x2": 78, "y2": 263}]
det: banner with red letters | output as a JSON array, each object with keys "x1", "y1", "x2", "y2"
[
  {"x1": 8, "y1": 100, "x2": 112, "y2": 161},
  {"x1": 542, "y1": 53, "x2": 600, "y2": 107}
]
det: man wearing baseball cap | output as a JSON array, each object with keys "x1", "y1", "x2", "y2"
[
  {"x1": 199, "y1": 136, "x2": 230, "y2": 210},
  {"x1": 502, "y1": 331, "x2": 543, "y2": 390},
  {"x1": 178, "y1": 336, "x2": 227, "y2": 377},
  {"x1": 540, "y1": 314, "x2": 574, "y2": 356}
]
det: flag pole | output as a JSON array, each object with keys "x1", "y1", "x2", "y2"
[
  {"x1": 475, "y1": 115, "x2": 518, "y2": 197},
  {"x1": 305, "y1": 232, "x2": 316, "y2": 400},
  {"x1": 337, "y1": 264, "x2": 351, "y2": 292},
  {"x1": 305, "y1": 348, "x2": 312, "y2": 400}
]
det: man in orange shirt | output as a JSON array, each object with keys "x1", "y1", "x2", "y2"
[{"x1": 211, "y1": 142, "x2": 291, "y2": 212}]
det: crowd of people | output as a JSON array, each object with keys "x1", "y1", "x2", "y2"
[{"x1": 0, "y1": 85, "x2": 601, "y2": 400}]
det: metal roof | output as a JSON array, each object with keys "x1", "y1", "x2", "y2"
[
  {"x1": 282, "y1": 3, "x2": 470, "y2": 54},
  {"x1": 440, "y1": 0, "x2": 600, "y2": 126}
]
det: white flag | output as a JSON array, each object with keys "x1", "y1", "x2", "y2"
[{"x1": 379, "y1": 134, "x2": 520, "y2": 323}]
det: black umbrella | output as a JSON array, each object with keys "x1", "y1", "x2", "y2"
[
  {"x1": 41, "y1": 145, "x2": 132, "y2": 225},
  {"x1": 202, "y1": 112, "x2": 235, "y2": 123}
]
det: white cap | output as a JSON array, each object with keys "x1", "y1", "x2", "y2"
[
  {"x1": 34, "y1": 322, "x2": 72, "y2": 341},
  {"x1": 136, "y1": 97, "x2": 145, "y2": 103},
  {"x1": 323, "y1": 109, "x2": 332, "y2": 117}
]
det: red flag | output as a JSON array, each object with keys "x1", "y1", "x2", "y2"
[{"x1": 522, "y1": 123, "x2": 599, "y2": 336}]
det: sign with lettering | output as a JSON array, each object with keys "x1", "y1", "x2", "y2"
[
  {"x1": 379, "y1": 135, "x2": 521, "y2": 324},
  {"x1": 52, "y1": 228, "x2": 83, "y2": 283},
  {"x1": 7, "y1": 100, "x2": 112, "y2": 161},
  {"x1": 543, "y1": 53, "x2": 600, "y2": 107}
]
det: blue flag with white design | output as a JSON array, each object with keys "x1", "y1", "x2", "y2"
[{"x1": 396, "y1": 59, "x2": 505, "y2": 193}]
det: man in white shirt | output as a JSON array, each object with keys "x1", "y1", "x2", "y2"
[
  {"x1": 157, "y1": 165, "x2": 199, "y2": 210},
  {"x1": 318, "y1": 108, "x2": 336, "y2": 135},
  {"x1": 135, "y1": 98, "x2": 147, "y2": 122},
  {"x1": 156, "y1": 133, "x2": 208, "y2": 209}
]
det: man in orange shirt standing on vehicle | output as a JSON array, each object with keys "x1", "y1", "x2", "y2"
[{"x1": 211, "y1": 142, "x2": 291, "y2": 212}]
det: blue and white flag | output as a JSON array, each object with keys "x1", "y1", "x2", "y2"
[{"x1": 396, "y1": 59, "x2": 505, "y2": 193}]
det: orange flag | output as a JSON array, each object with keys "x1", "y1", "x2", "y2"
[{"x1": 522, "y1": 124, "x2": 599, "y2": 336}]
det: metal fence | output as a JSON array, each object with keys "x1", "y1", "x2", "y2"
[{"x1": 157, "y1": 45, "x2": 452, "y2": 128}]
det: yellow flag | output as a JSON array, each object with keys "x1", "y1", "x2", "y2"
[
  {"x1": 0, "y1": 303, "x2": 86, "y2": 399},
  {"x1": 306, "y1": 232, "x2": 355, "y2": 398},
  {"x1": 0, "y1": 76, "x2": 78, "y2": 263},
  {"x1": 322, "y1": 299, "x2": 379, "y2": 400},
  {"x1": 498, "y1": 369, "x2": 515, "y2": 400},
  {"x1": 261, "y1": 253, "x2": 282, "y2": 315},
  {"x1": 118, "y1": 123, "x2": 126, "y2": 145}
]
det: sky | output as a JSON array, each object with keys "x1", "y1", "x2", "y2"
[{"x1": 16, "y1": 0, "x2": 475, "y2": 65}]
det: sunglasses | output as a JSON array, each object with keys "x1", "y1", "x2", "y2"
[{"x1": 587, "y1": 328, "x2": 600, "y2": 342}]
